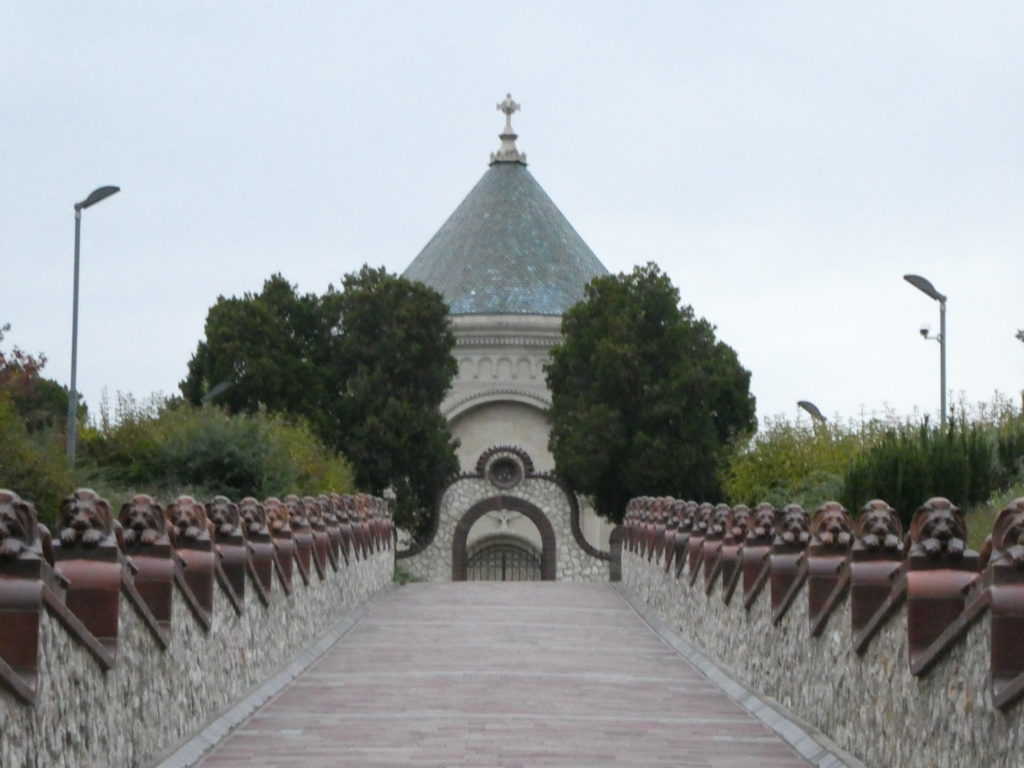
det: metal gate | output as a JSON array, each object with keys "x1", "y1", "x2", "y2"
[{"x1": 467, "y1": 541, "x2": 542, "y2": 581}]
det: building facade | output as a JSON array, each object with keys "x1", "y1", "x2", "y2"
[{"x1": 397, "y1": 96, "x2": 614, "y2": 581}]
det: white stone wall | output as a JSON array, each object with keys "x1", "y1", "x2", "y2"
[
  {"x1": 450, "y1": 401, "x2": 555, "y2": 472},
  {"x1": 443, "y1": 314, "x2": 562, "y2": 431},
  {"x1": 442, "y1": 314, "x2": 558, "y2": 456},
  {"x1": 402, "y1": 476, "x2": 608, "y2": 582},
  {"x1": 622, "y1": 549, "x2": 1024, "y2": 768},
  {"x1": 1, "y1": 549, "x2": 393, "y2": 768},
  {"x1": 439, "y1": 312, "x2": 615, "y2": 560}
]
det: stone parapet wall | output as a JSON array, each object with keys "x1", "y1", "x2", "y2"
[
  {"x1": 623, "y1": 544, "x2": 1024, "y2": 768},
  {"x1": 2, "y1": 550, "x2": 393, "y2": 768},
  {"x1": 0, "y1": 489, "x2": 394, "y2": 768}
]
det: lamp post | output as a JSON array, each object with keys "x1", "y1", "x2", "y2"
[
  {"x1": 797, "y1": 400, "x2": 827, "y2": 424},
  {"x1": 903, "y1": 273, "x2": 947, "y2": 427},
  {"x1": 67, "y1": 185, "x2": 120, "y2": 463}
]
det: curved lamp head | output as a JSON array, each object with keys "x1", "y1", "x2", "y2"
[
  {"x1": 201, "y1": 380, "x2": 233, "y2": 404},
  {"x1": 797, "y1": 400, "x2": 826, "y2": 423},
  {"x1": 903, "y1": 274, "x2": 946, "y2": 303},
  {"x1": 75, "y1": 185, "x2": 120, "y2": 211}
]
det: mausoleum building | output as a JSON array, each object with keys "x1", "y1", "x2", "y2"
[{"x1": 398, "y1": 96, "x2": 614, "y2": 581}]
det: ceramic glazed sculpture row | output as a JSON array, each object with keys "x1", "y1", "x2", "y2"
[
  {"x1": 0, "y1": 487, "x2": 393, "y2": 704},
  {"x1": 623, "y1": 494, "x2": 1024, "y2": 710}
]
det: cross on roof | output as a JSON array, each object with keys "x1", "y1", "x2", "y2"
[
  {"x1": 497, "y1": 93, "x2": 520, "y2": 131},
  {"x1": 490, "y1": 93, "x2": 527, "y2": 165}
]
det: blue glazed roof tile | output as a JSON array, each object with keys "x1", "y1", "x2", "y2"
[{"x1": 403, "y1": 163, "x2": 608, "y2": 316}]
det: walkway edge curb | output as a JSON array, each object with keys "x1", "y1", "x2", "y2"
[
  {"x1": 149, "y1": 585, "x2": 399, "y2": 768},
  {"x1": 613, "y1": 583, "x2": 867, "y2": 768}
]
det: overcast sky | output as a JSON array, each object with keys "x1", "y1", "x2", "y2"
[{"x1": 3, "y1": 2, "x2": 1022, "y2": 428}]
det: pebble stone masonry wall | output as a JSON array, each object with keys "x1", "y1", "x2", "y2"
[
  {"x1": 401, "y1": 470, "x2": 609, "y2": 582},
  {"x1": 0, "y1": 493, "x2": 394, "y2": 768},
  {"x1": 621, "y1": 497, "x2": 1024, "y2": 768}
]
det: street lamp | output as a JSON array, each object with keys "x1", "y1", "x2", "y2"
[
  {"x1": 797, "y1": 400, "x2": 827, "y2": 424},
  {"x1": 67, "y1": 185, "x2": 120, "y2": 463},
  {"x1": 903, "y1": 273, "x2": 947, "y2": 427}
]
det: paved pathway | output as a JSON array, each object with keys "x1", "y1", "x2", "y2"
[{"x1": 195, "y1": 583, "x2": 811, "y2": 767}]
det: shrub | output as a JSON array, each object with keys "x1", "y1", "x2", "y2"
[
  {"x1": 965, "y1": 484, "x2": 1024, "y2": 552},
  {"x1": 724, "y1": 396, "x2": 1024, "y2": 526},
  {"x1": 81, "y1": 395, "x2": 355, "y2": 501},
  {"x1": 722, "y1": 415, "x2": 884, "y2": 510},
  {"x1": 840, "y1": 410, "x2": 1024, "y2": 528},
  {"x1": 0, "y1": 396, "x2": 75, "y2": 524}
]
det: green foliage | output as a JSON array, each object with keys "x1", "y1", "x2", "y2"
[
  {"x1": 0, "y1": 324, "x2": 78, "y2": 523},
  {"x1": 326, "y1": 266, "x2": 459, "y2": 539},
  {"x1": 839, "y1": 415, "x2": 1023, "y2": 528},
  {"x1": 181, "y1": 267, "x2": 458, "y2": 539},
  {"x1": 723, "y1": 416, "x2": 882, "y2": 510},
  {"x1": 82, "y1": 394, "x2": 355, "y2": 501},
  {"x1": 0, "y1": 322, "x2": 80, "y2": 433},
  {"x1": 181, "y1": 275, "x2": 332, "y2": 434},
  {"x1": 0, "y1": 396, "x2": 75, "y2": 524},
  {"x1": 546, "y1": 263, "x2": 757, "y2": 523},
  {"x1": 725, "y1": 397, "x2": 1024, "y2": 527},
  {"x1": 965, "y1": 484, "x2": 1024, "y2": 552},
  {"x1": 392, "y1": 565, "x2": 422, "y2": 584}
]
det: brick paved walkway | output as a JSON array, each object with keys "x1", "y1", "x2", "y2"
[{"x1": 195, "y1": 583, "x2": 811, "y2": 767}]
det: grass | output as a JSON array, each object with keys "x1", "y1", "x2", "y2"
[
  {"x1": 392, "y1": 565, "x2": 421, "y2": 584},
  {"x1": 965, "y1": 483, "x2": 1024, "y2": 552}
]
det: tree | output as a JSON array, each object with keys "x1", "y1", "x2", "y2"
[
  {"x1": 0, "y1": 322, "x2": 79, "y2": 432},
  {"x1": 181, "y1": 268, "x2": 459, "y2": 538},
  {"x1": 545, "y1": 263, "x2": 756, "y2": 523},
  {"x1": 325, "y1": 266, "x2": 459, "y2": 535},
  {"x1": 0, "y1": 324, "x2": 76, "y2": 519},
  {"x1": 181, "y1": 275, "x2": 332, "y2": 435}
]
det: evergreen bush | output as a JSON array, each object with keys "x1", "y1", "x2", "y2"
[
  {"x1": 725, "y1": 397, "x2": 1024, "y2": 528},
  {"x1": 840, "y1": 415, "x2": 1024, "y2": 527}
]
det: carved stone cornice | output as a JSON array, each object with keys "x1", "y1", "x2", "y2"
[{"x1": 454, "y1": 335, "x2": 559, "y2": 349}]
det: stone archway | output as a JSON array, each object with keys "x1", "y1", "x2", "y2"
[{"x1": 452, "y1": 495, "x2": 556, "y2": 581}]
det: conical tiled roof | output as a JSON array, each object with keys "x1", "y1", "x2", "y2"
[
  {"x1": 404, "y1": 162, "x2": 608, "y2": 315},
  {"x1": 403, "y1": 98, "x2": 608, "y2": 316}
]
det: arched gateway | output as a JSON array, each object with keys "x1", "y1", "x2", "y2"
[
  {"x1": 395, "y1": 96, "x2": 614, "y2": 580},
  {"x1": 399, "y1": 446, "x2": 609, "y2": 582},
  {"x1": 453, "y1": 496, "x2": 556, "y2": 581}
]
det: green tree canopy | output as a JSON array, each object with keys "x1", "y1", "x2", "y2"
[
  {"x1": 326, "y1": 266, "x2": 459, "y2": 534},
  {"x1": 180, "y1": 275, "x2": 332, "y2": 434},
  {"x1": 181, "y1": 268, "x2": 458, "y2": 538},
  {"x1": 546, "y1": 263, "x2": 756, "y2": 523}
]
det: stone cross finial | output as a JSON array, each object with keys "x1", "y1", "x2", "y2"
[
  {"x1": 497, "y1": 93, "x2": 520, "y2": 131},
  {"x1": 490, "y1": 92, "x2": 527, "y2": 166}
]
